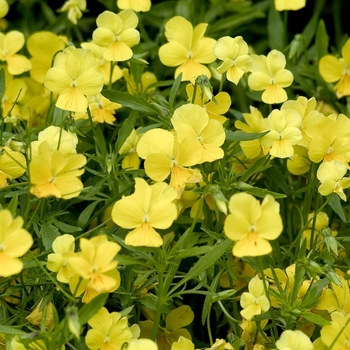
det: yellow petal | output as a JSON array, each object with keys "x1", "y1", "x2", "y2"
[
  {"x1": 0, "y1": 253, "x2": 23, "y2": 277},
  {"x1": 319, "y1": 55, "x2": 343, "y2": 83},
  {"x1": 159, "y1": 41, "x2": 187, "y2": 67},
  {"x1": 125, "y1": 223, "x2": 163, "y2": 247}
]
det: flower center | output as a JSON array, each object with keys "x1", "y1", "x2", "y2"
[
  {"x1": 143, "y1": 215, "x2": 149, "y2": 223},
  {"x1": 187, "y1": 51, "x2": 193, "y2": 59},
  {"x1": 0, "y1": 243, "x2": 4, "y2": 252},
  {"x1": 104, "y1": 336, "x2": 110, "y2": 343},
  {"x1": 71, "y1": 80, "x2": 78, "y2": 87}
]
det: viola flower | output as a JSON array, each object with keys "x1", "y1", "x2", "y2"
[
  {"x1": 260, "y1": 108, "x2": 302, "y2": 159},
  {"x1": 0, "y1": 209, "x2": 33, "y2": 278},
  {"x1": 44, "y1": 46, "x2": 104, "y2": 113},
  {"x1": 0, "y1": 147, "x2": 27, "y2": 188},
  {"x1": 136, "y1": 128, "x2": 203, "y2": 196},
  {"x1": 0, "y1": 0, "x2": 9, "y2": 18},
  {"x1": 276, "y1": 330, "x2": 313, "y2": 350},
  {"x1": 68, "y1": 235, "x2": 121, "y2": 293},
  {"x1": 316, "y1": 160, "x2": 350, "y2": 201},
  {"x1": 27, "y1": 31, "x2": 66, "y2": 84},
  {"x1": 248, "y1": 49, "x2": 293, "y2": 104},
  {"x1": 29, "y1": 141, "x2": 87, "y2": 199},
  {"x1": 213, "y1": 36, "x2": 252, "y2": 85},
  {"x1": 117, "y1": 0, "x2": 151, "y2": 12},
  {"x1": 274, "y1": 0, "x2": 306, "y2": 11},
  {"x1": 170, "y1": 336, "x2": 195, "y2": 350},
  {"x1": 0, "y1": 30, "x2": 32, "y2": 75},
  {"x1": 58, "y1": 0, "x2": 87, "y2": 25},
  {"x1": 92, "y1": 10, "x2": 140, "y2": 62},
  {"x1": 119, "y1": 128, "x2": 144, "y2": 170},
  {"x1": 80, "y1": 41, "x2": 123, "y2": 85},
  {"x1": 111, "y1": 177, "x2": 178, "y2": 247},
  {"x1": 185, "y1": 83, "x2": 231, "y2": 124},
  {"x1": 46, "y1": 234, "x2": 76, "y2": 283},
  {"x1": 224, "y1": 192, "x2": 283, "y2": 257},
  {"x1": 85, "y1": 307, "x2": 134, "y2": 350},
  {"x1": 158, "y1": 16, "x2": 217, "y2": 81},
  {"x1": 171, "y1": 103, "x2": 226, "y2": 163},
  {"x1": 240, "y1": 275, "x2": 270, "y2": 320},
  {"x1": 319, "y1": 37, "x2": 350, "y2": 98}
]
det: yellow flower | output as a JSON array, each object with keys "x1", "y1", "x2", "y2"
[
  {"x1": 286, "y1": 145, "x2": 310, "y2": 175},
  {"x1": 0, "y1": 147, "x2": 26, "y2": 188},
  {"x1": 68, "y1": 235, "x2": 121, "y2": 294},
  {"x1": 92, "y1": 10, "x2": 140, "y2": 62},
  {"x1": 260, "y1": 108, "x2": 302, "y2": 159},
  {"x1": 46, "y1": 234, "x2": 76, "y2": 283},
  {"x1": 319, "y1": 37, "x2": 350, "y2": 98},
  {"x1": 85, "y1": 307, "x2": 134, "y2": 350},
  {"x1": 136, "y1": 128, "x2": 203, "y2": 196},
  {"x1": 240, "y1": 275, "x2": 270, "y2": 320},
  {"x1": 185, "y1": 83, "x2": 231, "y2": 124},
  {"x1": 320, "y1": 312, "x2": 350, "y2": 349},
  {"x1": 128, "y1": 339, "x2": 159, "y2": 350},
  {"x1": 224, "y1": 192, "x2": 283, "y2": 257},
  {"x1": 248, "y1": 50, "x2": 293, "y2": 104},
  {"x1": 0, "y1": 209, "x2": 33, "y2": 278},
  {"x1": 26, "y1": 299, "x2": 54, "y2": 331},
  {"x1": 316, "y1": 160, "x2": 350, "y2": 201},
  {"x1": 170, "y1": 336, "x2": 194, "y2": 350},
  {"x1": 29, "y1": 141, "x2": 87, "y2": 199},
  {"x1": 111, "y1": 177, "x2": 178, "y2": 247},
  {"x1": 213, "y1": 36, "x2": 252, "y2": 84},
  {"x1": 58, "y1": 0, "x2": 86, "y2": 25},
  {"x1": 44, "y1": 46, "x2": 104, "y2": 113},
  {"x1": 80, "y1": 41, "x2": 123, "y2": 85},
  {"x1": 0, "y1": 0, "x2": 9, "y2": 18},
  {"x1": 274, "y1": 0, "x2": 306, "y2": 11},
  {"x1": 276, "y1": 330, "x2": 313, "y2": 350},
  {"x1": 119, "y1": 128, "x2": 143, "y2": 170},
  {"x1": 158, "y1": 16, "x2": 217, "y2": 81},
  {"x1": 0, "y1": 30, "x2": 32, "y2": 75},
  {"x1": 117, "y1": 0, "x2": 151, "y2": 12},
  {"x1": 27, "y1": 31, "x2": 66, "y2": 84},
  {"x1": 171, "y1": 103, "x2": 226, "y2": 163}
]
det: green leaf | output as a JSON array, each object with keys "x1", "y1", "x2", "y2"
[
  {"x1": 6, "y1": 195, "x2": 18, "y2": 218},
  {"x1": 267, "y1": 4, "x2": 284, "y2": 50},
  {"x1": 78, "y1": 293, "x2": 108, "y2": 326},
  {"x1": 169, "y1": 73, "x2": 183, "y2": 111},
  {"x1": 0, "y1": 325, "x2": 26, "y2": 335},
  {"x1": 77, "y1": 200, "x2": 101, "y2": 228},
  {"x1": 301, "y1": 312, "x2": 331, "y2": 326},
  {"x1": 235, "y1": 182, "x2": 287, "y2": 199},
  {"x1": 52, "y1": 218, "x2": 82, "y2": 233},
  {"x1": 225, "y1": 130, "x2": 269, "y2": 142},
  {"x1": 40, "y1": 221, "x2": 60, "y2": 250},
  {"x1": 101, "y1": 90, "x2": 158, "y2": 115},
  {"x1": 316, "y1": 19, "x2": 329, "y2": 60},
  {"x1": 115, "y1": 111, "x2": 139, "y2": 154},
  {"x1": 329, "y1": 194, "x2": 347, "y2": 222}
]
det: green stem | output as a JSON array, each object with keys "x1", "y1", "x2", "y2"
[
  {"x1": 206, "y1": 310, "x2": 213, "y2": 346},
  {"x1": 150, "y1": 267, "x2": 164, "y2": 341}
]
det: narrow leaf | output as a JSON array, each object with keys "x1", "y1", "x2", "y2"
[
  {"x1": 115, "y1": 111, "x2": 138, "y2": 154},
  {"x1": 78, "y1": 293, "x2": 108, "y2": 325}
]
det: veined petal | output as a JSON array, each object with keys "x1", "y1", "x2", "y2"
[
  {"x1": 118, "y1": 28, "x2": 140, "y2": 47},
  {"x1": 112, "y1": 196, "x2": 145, "y2": 228},
  {"x1": 56, "y1": 87, "x2": 88, "y2": 112},
  {"x1": 273, "y1": 69, "x2": 294, "y2": 87},
  {"x1": 6, "y1": 55, "x2": 32, "y2": 75},
  {"x1": 96, "y1": 11, "x2": 123, "y2": 34},
  {"x1": 224, "y1": 212, "x2": 251, "y2": 241},
  {"x1": 164, "y1": 16, "x2": 193, "y2": 49},
  {"x1": 76, "y1": 70, "x2": 104, "y2": 96},
  {"x1": 226, "y1": 66, "x2": 245, "y2": 85},
  {"x1": 192, "y1": 23, "x2": 208, "y2": 47},
  {"x1": 159, "y1": 42, "x2": 188, "y2": 67},
  {"x1": 319, "y1": 55, "x2": 343, "y2": 83},
  {"x1": 54, "y1": 175, "x2": 84, "y2": 199},
  {"x1": 255, "y1": 211, "x2": 283, "y2": 240},
  {"x1": 175, "y1": 59, "x2": 212, "y2": 81},
  {"x1": 148, "y1": 201, "x2": 177, "y2": 229},
  {"x1": 4, "y1": 30, "x2": 25, "y2": 55},
  {"x1": 213, "y1": 36, "x2": 239, "y2": 60},
  {"x1": 266, "y1": 50, "x2": 286, "y2": 76},
  {"x1": 92, "y1": 27, "x2": 116, "y2": 47},
  {"x1": 233, "y1": 235, "x2": 272, "y2": 257},
  {"x1": 269, "y1": 139, "x2": 295, "y2": 158},
  {"x1": 118, "y1": 9, "x2": 139, "y2": 30},
  {"x1": 262, "y1": 84, "x2": 288, "y2": 104},
  {"x1": 248, "y1": 72, "x2": 271, "y2": 91},
  {"x1": 125, "y1": 223, "x2": 163, "y2": 247},
  {"x1": 228, "y1": 192, "x2": 262, "y2": 222},
  {"x1": 44, "y1": 67, "x2": 72, "y2": 94},
  {"x1": 104, "y1": 41, "x2": 134, "y2": 62},
  {"x1": 191, "y1": 37, "x2": 217, "y2": 64},
  {"x1": 3, "y1": 229, "x2": 33, "y2": 257}
]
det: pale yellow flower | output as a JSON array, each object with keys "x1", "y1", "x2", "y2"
[
  {"x1": 117, "y1": 0, "x2": 151, "y2": 12},
  {"x1": 275, "y1": 0, "x2": 306, "y2": 11}
]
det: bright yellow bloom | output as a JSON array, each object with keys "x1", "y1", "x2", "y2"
[
  {"x1": 0, "y1": 30, "x2": 32, "y2": 75},
  {"x1": 58, "y1": 0, "x2": 86, "y2": 24},
  {"x1": 0, "y1": 147, "x2": 26, "y2": 188},
  {"x1": 46, "y1": 234, "x2": 76, "y2": 283},
  {"x1": 127, "y1": 339, "x2": 158, "y2": 350},
  {"x1": 213, "y1": 36, "x2": 252, "y2": 84},
  {"x1": 306, "y1": 113, "x2": 350, "y2": 165},
  {"x1": 0, "y1": 209, "x2": 33, "y2": 278},
  {"x1": 170, "y1": 336, "x2": 194, "y2": 350},
  {"x1": 185, "y1": 83, "x2": 231, "y2": 124},
  {"x1": 92, "y1": 10, "x2": 140, "y2": 62},
  {"x1": 44, "y1": 46, "x2": 104, "y2": 113},
  {"x1": 286, "y1": 145, "x2": 310, "y2": 175},
  {"x1": 0, "y1": 0, "x2": 9, "y2": 18},
  {"x1": 274, "y1": 0, "x2": 306, "y2": 11},
  {"x1": 319, "y1": 37, "x2": 350, "y2": 98},
  {"x1": 171, "y1": 103, "x2": 226, "y2": 163},
  {"x1": 316, "y1": 160, "x2": 350, "y2": 201},
  {"x1": 29, "y1": 141, "x2": 87, "y2": 199},
  {"x1": 248, "y1": 50, "x2": 293, "y2": 104},
  {"x1": 119, "y1": 128, "x2": 143, "y2": 170},
  {"x1": 136, "y1": 128, "x2": 203, "y2": 196},
  {"x1": 205, "y1": 339, "x2": 234, "y2": 350},
  {"x1": 260, "y1": 108, "x2": 302, "y2": 159},
  {"x1": 27, "y1": 31, "x2": 66, "y2": 84},
  {"x1": 235, "y1": 106, "x2": 268, "y2": 159},
  {"x1": 224, "y1": 192, "x2": 283, "y2": 257},
  {"x1": 68, "y1": 235, "x2": 121, "y2": 293},
  {"x1": 158, "y1": 16, "x2": 217, "y2": 81},
  {"x1": 240, "y1": 275, "x2": 270, "y2": 320},
  {"x1": 320, "y1": 312, "x2": 350, "y2": 349},
  {"x1": 276, "y1": 330, "x2": 313, "y2": 350},
  {"x1": 85, "y1": 307, "x2": 134, "y2": 350},
  {"x1": 80, "y1": 41, "x2": 123, "y2": 85},
  {"x1": 117, "y1": 0, "x2": 151, "y2": 12},
  {"x1": 112, "y1": 177, "x2": 178, "y2": 247}
]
